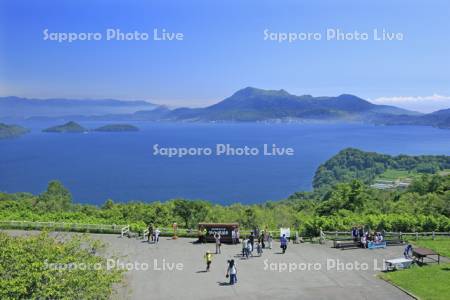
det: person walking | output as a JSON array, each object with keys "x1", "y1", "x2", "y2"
[
  {"x1": 280, "y1": 234, "x2": 288, "y2": 254},
  {"x1": 226, "y1": 259, "x2": 237, "y2": 285},
  {"x1": 204, "y1": 251, "x2": 213, "y2": 271},
  {"x1": 214, "y1": 232, "x2": 222, "y2": 254}
]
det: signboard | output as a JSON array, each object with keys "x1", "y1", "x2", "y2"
[
  {"x1": 280, "y1": 227, "x2": 291, "y2": 238},
  {"x1": 198, "y1": 223, "x2": 239, "y2": 243}
]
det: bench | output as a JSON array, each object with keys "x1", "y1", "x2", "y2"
[
  {"x1": 334, "y1": 240, "x2": 361, "y2": 249},
  {"x1": 385, "y1": 238, "x2": 404, "y2": 246},
  {"x1": 413, "y1": 247, "x2": 440, "y2": 264}
]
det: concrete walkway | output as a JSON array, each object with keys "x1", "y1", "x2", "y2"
[{"x1": 3, "y1": 230, "x2": 413, "y2": 300}]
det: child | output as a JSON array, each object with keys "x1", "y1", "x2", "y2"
[
  {"x1": 226, "y1": 259, "x2": 237, "y2": 285},
  {"x1": 256, "y1": 241, "x2": 263, "y2": 256},
  {"x1": 204, "y1": 251, "x2": 212, "y2": 271}
]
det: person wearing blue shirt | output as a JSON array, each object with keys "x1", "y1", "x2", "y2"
[{"x1": 280, "y1": 234, "x2": 288, "y2": 254}]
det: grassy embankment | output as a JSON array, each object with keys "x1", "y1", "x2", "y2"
[{"x1": 380, "y1": 238, "x2": 450, "y2": 300}]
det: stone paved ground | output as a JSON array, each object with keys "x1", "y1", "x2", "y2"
[{"x1": 3, "y1": 230, "x2": 416, "y2": 300}]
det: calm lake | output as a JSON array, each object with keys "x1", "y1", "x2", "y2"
[{"x1": 1, "y1": 122, "x2": 449, "y2": 205}]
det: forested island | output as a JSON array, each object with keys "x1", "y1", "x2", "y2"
[
  {"x1": 42, "y1": 121, "x2": 139, "y2": 133},
  {"x1": 94, "y1": 124, "x2": 139, "y2": 132},
  {"x1": 43, "y1": 121, "x2": 87, "y2": 133},
  {"x1": 0, "y1": 123, "x2": 29, "y2": 139}
]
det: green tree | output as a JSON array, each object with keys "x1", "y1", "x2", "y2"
[{"x1": 36, "y1": 181, "x2": 72, "y2": 211}]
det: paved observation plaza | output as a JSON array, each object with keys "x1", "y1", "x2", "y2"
[{"x1": 5, "y1": 231, "x2": 412, "y2": 300}]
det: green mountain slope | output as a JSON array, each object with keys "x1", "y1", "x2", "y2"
[{"x1": 313, "y1": 148, "x2": 450, "y2": 189}]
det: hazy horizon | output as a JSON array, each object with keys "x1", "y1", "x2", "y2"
[
  {"x1": 1, "y1": 0, "x2": 449, "y2": 112},
  {"x1": 1, "y1": 88, "x2": 449, "y2": 113}
]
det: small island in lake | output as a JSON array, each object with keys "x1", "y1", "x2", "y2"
[
  {"x1": 0, "y1": 123, "x2": 29, "y2": 139},
  {"x1": 94, "y1": 124, "x2": 139, "y2": 132},
  {"x1": 43, "y1": 121, "x2": 87, "y2": 133}
]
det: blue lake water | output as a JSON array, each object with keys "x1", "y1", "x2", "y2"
[{"x1": 0, "y1": 122, "x2": 449, "y2": 205}]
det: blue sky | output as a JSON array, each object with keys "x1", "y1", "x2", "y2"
[{"x1": 0, "y1": 0, "x2": 449, "y2": 112}]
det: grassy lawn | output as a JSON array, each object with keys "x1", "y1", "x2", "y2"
[
  {"x1": 377, "y1": 169, "x2": 419, "y2": 180},
  {"x1": 380, "y1": 263, "x2": 450, "y2": 300},
  {"x1": 438, "y1": 169, "x2": 450, "y2": 176},
  {"x1": 381, "y1": 238, "x2": 450, "y2": 300},
  {"x1": 407, "y1": 237, "x2": 450, "y2": 258}
]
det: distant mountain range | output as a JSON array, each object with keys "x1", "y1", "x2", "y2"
[
  {"x1": 165, "y1": 87, "x2": 419, "y2": 122},
  {"x1": 0, "y1": 96, "x2": 157, "y2": 119},
  {"x1": 1, "y1": 88, "x2": 449, "y2": 128}
]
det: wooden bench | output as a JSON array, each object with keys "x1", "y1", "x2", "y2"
[
  {"x1": 334, "y1": 240, "x2": 361, "y2": 249},
  {"x1": 413, "y1": 247, "x2": 440, "y2": 264},
  {"x1": 385, "y1": 238, "x2": 404, "y2": 246}
]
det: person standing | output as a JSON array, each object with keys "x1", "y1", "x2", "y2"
[
  {"x1": 351, "y1": 226, "x2": 358, "y2": 242},
  {"x1": 202, "y1": 227, "x2": 208, "y2": 243},
  {"x1": 263, "y1": 230, "x2": 269, "y2": 249},
  {"x1": 242, "y1": 238, "x2": 248, "y2": 258},
  {"x1": 280, "y1": 234, "x2": 288, "y2": 254},
  {"x1": 226, "y1": 259, "x2": 237, "y2": 285},
  {"x1": 198, "y1": 227, "x2": 204, "y2": 243},
  {"x1": 147, "y1": 223, "x2": 154, "y2": 243},
  {"x1": 214, "y1": 232, "x2": 222, "y2": 254},
  {"x1": 204, "y1": 251, "x2": 213, "y2": 272},
  {"x1": 267, "y1": 233, "x2": 273, "y2": 249},
  {"x1": 249, "y1": 232, "x2": 255, "y2": 251},
  {"x1": 259, "y1": 232, "x2": 265, "y2": 249},
  {"x1": 154, "y1": 228, "x2": 160, "y2": 244},
  {"x1": 256, "y1": 241, "x2": 263, "y2": 256},
  {"x1": 231, "y1": 229, "x2": 236, "y2": 245},
  {"x1": 247, "y1": 238, "x2": 253, "y2": 257}
]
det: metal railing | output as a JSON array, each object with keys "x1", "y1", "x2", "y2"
[
  {"x1": 0, "y1": 220, "x2": 126, "y2": 234},
  {"x1": 323, "y1": 230, "x2": 450, "y2": 240}
]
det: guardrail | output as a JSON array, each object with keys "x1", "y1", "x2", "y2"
[
  {"x1": 121, "y1": 225, "x2": 130, "y2": 237},
  {"x1": 4, "y1": 221, "x2": 447, "y2": 241},
  {"x1": 0, "y1": 220, "x2": 127, "y2": 234},
  {"x1": 323, "y1": 230, "x2": 450, "y2": 240}
]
